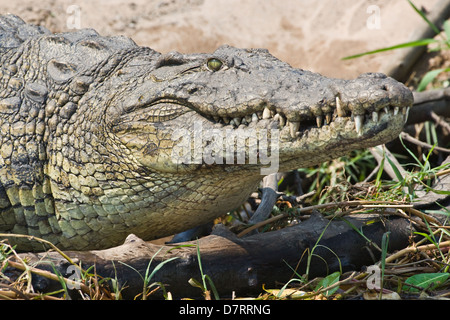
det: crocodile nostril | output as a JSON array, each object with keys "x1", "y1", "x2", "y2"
[{"x1": 188, "y1": 87, "x2": 198, "y2": 95}]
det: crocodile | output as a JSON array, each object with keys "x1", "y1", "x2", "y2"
[{"x1": 0, "y1": 14, "x2": 413, "y2": 251}]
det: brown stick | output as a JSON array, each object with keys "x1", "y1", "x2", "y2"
[
  {"x1": 385, "y1": 240, "x2": 450, "y2": 264},
  {"x1": 431, "y1": 111, "x2": 450, "y2": 133},
  {"x1": 400, "y1": 132, "x2": 450, "y2": 153}
]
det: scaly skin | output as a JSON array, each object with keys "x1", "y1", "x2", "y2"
[{"x1": 0, "y1": 15, "x2": 413, "y2": 251}]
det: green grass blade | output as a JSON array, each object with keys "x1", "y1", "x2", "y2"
[
  {"x1": 408, "y1": 0, "x2": 441, "y2": 35},
  {"x1": 283, "y1": 259, "x2": 307, "y2": 282},
  {"x1": 118, "y1": 248, "x2": 178, "y2": 300},
  {"x1": 146, "y1": 257, "x2": 179, "y2": 285},
  {"x1": 444, "y1": 20, "x2": 450, "y2": 41},
  {"x1": 417, "y1": 68, "x2": 445, "y2": 91},
  {"x1": 276, "y1": 278, "x2": 303, "y2": 298},
  {"x1": 314, "y1": 244, "x2": 343, "y2": 274},
  {"x1": 385, "y1": 155, "x2": 404, "y2": 182},
  {"x1": 417, "y1": 67, "x2": 450, "y2": 91},
  {"x1": 195, "y1": 240, "x2": 206, "y2": 289},
  {"x1": 204, "y1": 274, "x2": 220, "y2": 300},
  {"x1": 305, "y1": 219, "x2": 335, "y2": 278},
  {"x1": 399, "y1": 135, "x2": 424, "y2": 169},
  {"x1": 49, "y1": 263, "x2": 70, "y2": 298},
  {"x1": 195, "y1": 239, "x2": 220, "y2": 299},
  {"x1": 188, "y1": 277, "x2": 204, "y2": 289},
  {"x1": 414, "y1": 232, "x2": 437, "y2": 246},
  {"x1": 375, "y1": 155, "x2": 385, "y2": 188},
  {"x1": 376, "y1": 232, "x2": 390, "y2": 299},
  {"x1": 342, "y1": 39, "x2": 438, "y2": 60},
  {"x1": 380, "y1": 232, "x2": 390, "y2": 273}
]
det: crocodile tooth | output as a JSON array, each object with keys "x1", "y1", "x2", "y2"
[
  {"x1": 233, "y1": 117, "x2": 241, "y2": 125},
  {"x1": 354, "y1": 115, "x2": 364, "y2": 134},
  {"x1": 241, "y1": 117, "x2": 248, "y2": 125},
  {"x1": 384, "y1": 107, "x2": 389, "y2": 114},
  {"x1": 257, "y1": 111, "x2": 263, "y2": 119},
  {"x1": 213, "y1": 116, "x2": 220, "y2": 122},
  {"x1": 229, "y1": 119, "x2": 236, "y2": 126},
  {"x1": 279, "y1": 114, "x2": 286, "y2": 127},
  {"x1": 372, "y1": 111, "x2": 378, "y2": 123},
  {"x1": 325, "y1": 113, "x2": 332, "y2": 125},
  {"x1": 273, "y1": 113, "x2": 280, "y2": 122},
  {"x1": 289, "y1": 121, "x2": 300, "y2": 138},
  {"x1": 336, "y1": 96, "x2": 345, "y2": 117},
  {"x1": 252, "y1": 113, "x2": 258, "y2": 122},
  {"x1": 316, "y1": 115, "x2": 323, "y2": 127},
  {"x1": 245, "y1": 114, "x2": 252, "y2": 123},
  {"x1": 402, "y1": 107, "x2": 408, "y2": 115},
  {"x1": 262, "y1": 107, "x2": 271, "y2": 119},
  {"x1": 223, "y1": 117, "x2": 230, "y2": 124},
  {"x1": 403, "y1": 106, "x2": 410, "y2": 122},
  {"x1": 394, "y1": 107, "x2": 399, "y2": 115}
]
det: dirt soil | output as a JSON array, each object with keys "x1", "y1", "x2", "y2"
[{"x1": 0, "y1": 0, "x2": 441, "y2": 79}]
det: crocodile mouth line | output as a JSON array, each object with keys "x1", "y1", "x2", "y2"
[
  {"x1": 151, "y1": 97, "x2": 410, "y2": 139},
  {"x1": 202, "y1": 98, "x2": 411, "y2": 139}
]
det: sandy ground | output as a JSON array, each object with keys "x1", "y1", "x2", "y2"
[{"x1": 0, "y1": 0, "x2": 440, "y2": 79}]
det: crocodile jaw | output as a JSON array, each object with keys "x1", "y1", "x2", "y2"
[{"x1": 278, "y1": 106, "x2": 407, "y2": 171}]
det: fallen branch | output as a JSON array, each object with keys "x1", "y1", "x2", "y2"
[
  {"x1": 407, "y1": 89, "x2": 450, "y2": 125},
  {"x1": 6, "y1": 213, "x2": 412, "y2": 299}
]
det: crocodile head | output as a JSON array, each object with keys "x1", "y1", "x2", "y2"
[
  {"x1": 72, "y1": 44, "x2": 412, "y2": 243},
  {"x1": 105, "y1": 45, "x2": 412, "y2": 176}
]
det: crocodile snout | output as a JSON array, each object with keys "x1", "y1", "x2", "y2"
[{"x1": 255, "y1": 72, "x2": 413, "y2": 138}]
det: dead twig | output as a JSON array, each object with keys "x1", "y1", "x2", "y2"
[
  {"x1": 0, "y1": 234, "x2": 116, "y2": 300},
  {"x1": 0, "y1": 283, "x2": 30, "y2": 300},
  {"x1": 404, "y1": 206, "x2": 442, "y2": 225},
  {"x1": 0, "y1": 282, "x2": 63, "y2": 300},
  {"x1": 0, "y1": 233, "x2": 78, "y2": 266},
  {"x1": 4, "y1": 259, "x2": 92, "y2": 296},
  {"x1": 385, "y1": 240, "x2": 450, "y2": 264},
  {"x1": 430, "y1": 111, "x2": 450, "y2": 134}
]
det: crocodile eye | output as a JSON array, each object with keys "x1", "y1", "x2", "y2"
[{"x1": 206, "y1": 58, "x2": 223, "y2": 72}]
